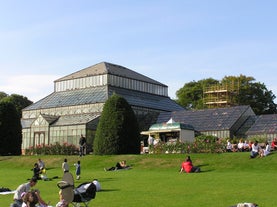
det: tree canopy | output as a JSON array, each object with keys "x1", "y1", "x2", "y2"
[
  {"x1": 0, "y1": 93, "x2": 33, "y2": 117},
  {"x1": 0, "y1": 101, "x2": 22, "y2": 155},
  {"x1": 0, "y1": 91, "x2": 8, "y2": 100},
  {"x1": 93, "y1": 93, "x2": 141, "y2": 155},
  {"x1": 0, "y1": 92, "x2": 32, "y2": 155},
  {"x1": 176, "y1": 75, "x2": 277, "y2": 115},
  {"x1": 176, "y1": 78, "x2": 219, "y2": 110}
]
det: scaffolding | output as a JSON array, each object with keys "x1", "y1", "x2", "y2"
[{"x1": 203, "y1": 83, "x2": 239, "y2": 108}]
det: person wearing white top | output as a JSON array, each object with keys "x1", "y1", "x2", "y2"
[
  {"x1": 237, "y1": 140, "x2": 244, "y2": 152},
  {"x1": 250, "y1": 141, "x2": 260, "y2": 158},
  {"x1": 260, "y1": 142, "x2": 271, "y2": 157},
  {"x1": 243, "y1": 140, "x2": 250, "y2": 151},
  {"x1": 231, "y1": 203, "x2": 258, "y2": 207},
  {"x1": 11, "y1": 178, "x2": 37, "y2": 207},
  {"x1": 62, "y1": 159, "x2": 69, "y2": 173},
  {"x1": 226, "y1": 140, "x2": 233, "y2": 152},
  {"x1": 147, "y1": 135, "x2": 154, "y2": 146}
]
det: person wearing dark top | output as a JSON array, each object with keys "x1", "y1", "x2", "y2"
[
  {"x1": 33, "y1": 163, "x2": 41, "y2": 180},
  {"x1": 79, "y1": 134, "x2": 87, "y2": 157},
  {"x1": 105, "y1": 160, "x2": 130, "y2": 171}
]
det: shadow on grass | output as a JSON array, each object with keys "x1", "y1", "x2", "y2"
[
  {"x1": 199, "y1": 169, "x2": 214, "y2": 173},
  {"x1": 97, "y1": 177, "x2": 117, "y2": 182},
  {"x1": 76, "y1": 177, "x2": 116, "y2": 185},
  {"x1": 0, "y1": 157, "x2": 13, "y2": 162},
  {"x1": 45, "y1": 167, "x2": 55, "y2": 170},
  {"x1": 198, "y1": 164, "x2": 209, "y2": 167},
  {"x1": 197, "y1": 164, "x2": 215, "y2": 173},
  {"x1": 27, "y1": 176, "x2": 60, "y2": 181},
  {"x1": 99, "y1": 189, "x2": 120, "y2": 192}
]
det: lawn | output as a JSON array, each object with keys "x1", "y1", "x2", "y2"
[{"x1": 1, "y1": 152, "x2": 277, "y2": 207}]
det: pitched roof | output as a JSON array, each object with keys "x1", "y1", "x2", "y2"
[
  {"x1": 156, "y1": 105, "x2": 255, "y2": 131},
  {"x1": 21, "y1": 118, "x2": 35, "y2": 128},
  {"x1": 23, "y1": 86, "x2": 108, "y2": 110},
  {"x1": 20, "y1": 114, "x2": 59, "y2": 128},
  {"x1": 108, "y1": 86, "x2": 184, "y2": 112},
  {"x1": 21, "y1": 113, "x2": 100, "y2": 128},
  {"x1": 51, "y1": 113, "x2": 100, "y2": 126},
  {"x1": 235, "y1": 115, "x2": 257, "y2": 137},
  {"x1": 55, "y1": 62, "x2": 166, "y2": 86},
  {"x1": 246, "y1": 114, "x2": 277, "y2": 135},
  {"x1": 23, "y1": 85, "x2": 183, "y2": 112},
  {"x1": 41, "y1": 114, "x2": 59, "y2": 124}
]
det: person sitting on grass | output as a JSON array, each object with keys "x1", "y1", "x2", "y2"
[
  {"x1": 243, "y1": 140, "x2": 250, "y2": 151},
  {"x1": 237, "y1": 139, "x2": 244, "y2": 152},
  {"x1": 11, "y1": 177, "x2": 38, "y2": 207},
  {"x1": 250, "y1": 141, "x2": 260, "y2": 158},
  {"x1": 56, "y1": 189, "x2": 69, "y2": 207},
  {"x1": 22, "y1": 190, "x2": 48, "y2": 207},
  {"x1": 33, "y1": 163, "x2": 41, "y2": 180},
  {"x1": 180, "y1": 157, "x2": 200, "y2": 173},
  {"x1": 259, "y1": 141, "x2": 271, "y2": 157},
  {"x1": 226, "y1": 139, "x2": 233, "y2": 152},
  {"x1": 22, "y1": 191, "x2": 39, "y2": 207},
  {"x1": 271, "y1": 138, "x2": 277, "y2": 150}
]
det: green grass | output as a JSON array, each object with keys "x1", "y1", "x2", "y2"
[{"x1": 1, "y1": 152, "x2": 277, "y2": 206}]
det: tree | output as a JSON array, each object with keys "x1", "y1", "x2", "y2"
[
  {"x1": 176, "y1": 75, "x2": 277, "y2": 114},
  {"x1": 176, "y1": 78, "x2": 219, "y2": 109},
  {"x1": 237, "y1": 81, "x2": 277, "y2": 114},
  {"x1": 0, "y1": 101, "x2": 22, "y2": 155},
  {"x1": 0, "y1": 92, "x2": 31, "y2": 155},
  {"x1": 0, "y1": 91, "x2": 8, "y2": 100},
  {"x1": 93, "y1": 93, "x2": 141, "y2": 155},
  {"x1": 222, "y1": 75, "x2": 277, "y2": 114},
  {"x1": 1, "y1": 94, "x2": 33, "y2": 117}
]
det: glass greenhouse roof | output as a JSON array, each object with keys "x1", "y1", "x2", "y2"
[
  {"x1": 24, "y1": 85, "x2": 184, "y2": 113},
  {"x1": 157, "y1": 105, "x2": 254, "y2": 131},
  {"x1": 246, "y1": 114, "x2": 277, "y2": 135}
]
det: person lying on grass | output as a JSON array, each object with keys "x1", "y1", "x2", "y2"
[{"x1": 105, "y1": 160, "x2": 131, "y2": 171}]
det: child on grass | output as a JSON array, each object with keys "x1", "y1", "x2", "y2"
[{"x1": 74, "y1": 161, "x2": 81, "y2": 180}]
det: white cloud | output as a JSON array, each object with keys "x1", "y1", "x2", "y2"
[{"x1": 0, "y1": 74, "x2": 59, "y2": 102}]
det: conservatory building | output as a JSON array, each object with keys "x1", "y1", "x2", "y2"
[{"x1": 21, "y1": 62, "x2": 184, "y2": 153}]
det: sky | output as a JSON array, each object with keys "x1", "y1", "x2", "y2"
[{"x1": 0, "y1": 0, "x2": 277, "y2": 102}]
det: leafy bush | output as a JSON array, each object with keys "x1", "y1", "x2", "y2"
[
  {"x1": 94, "y1": 94, "x2": 140, "y2": 155},
  {"x1": 149, "y1": 135, "x2": 226, "y2": 154},
  {"x1": 24, "y1": 142, "x2": 78, "y2": 155}
]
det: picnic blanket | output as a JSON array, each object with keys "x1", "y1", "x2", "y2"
[{"x1": 0, "y1": 190, "x2": 16, "y2": 195}]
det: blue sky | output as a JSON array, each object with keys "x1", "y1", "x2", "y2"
[{"x1": 0, "y1": 0, "x2": 276, "y2": 102}]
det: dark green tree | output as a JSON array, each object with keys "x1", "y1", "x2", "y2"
[
  {"x1": 222, "y1": 75, "x2": 277, "y2": 114},
  {"x1": 93, "y1": 93, "x2": 140, "y2": 155},
  {"x1": 237, "y1": 81, "x2": 276, "y2": 114},
  {"x1": 1, "y1": 94, "x2": 33, "y2": 117},
  {"x1": 0, "y1": 101, "x2": 22, "y2": 155},
  {"x1": 176, "y1": 75, "x2": 277, "y2": 114},
  {"x1": 176, "y1": 78, "x2": 219, "y2": 109},
  {"x1": 0, "y1": 91, "x2": 8, "y2": 100}
]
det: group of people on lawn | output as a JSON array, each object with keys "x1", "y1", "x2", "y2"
[
  {"x1": 11, "y1": 136, "x2": 275, "y2": 206},
  {"x1": 180, "y1": 138, "x2": 277, "y2": 174},
  {"x1": 11, "y1": 157, "x2": 81, "y2": 207},
  {"x1": 226, "y1": 138, "x2": 276, "y2": 158},
  {"x1": 249, "y1": 140, "x2": 272, "y2": 158}
]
